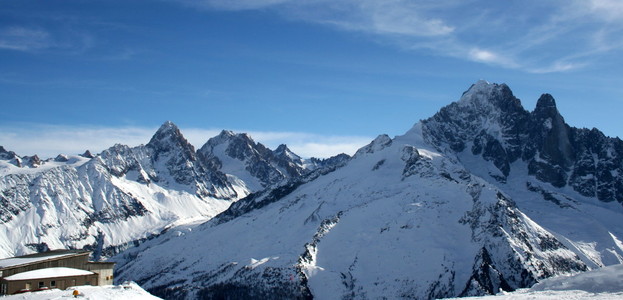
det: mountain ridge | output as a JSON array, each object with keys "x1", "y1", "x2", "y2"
[
  {"x1": 112, "y1": 81, "x2": 623, "y2": 299},
  {"x1": 0, "y1": 124, "x2": 347, "y2": 259}
]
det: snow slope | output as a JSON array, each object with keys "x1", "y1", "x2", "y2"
[
  {"x1": 113, "y1": 81, "x2": 623, "y2": 299},
  {"x1": 0, "y1": 122, "x2": 243, "y2": 259},
  {"x1": 114, "y1": 124, "x2": 586, "y2": 299},
  {"x1": 0, "y1": 122, "x2": 344, "y2": 260},
  {"x1": 445, "y1": 263, "x2": 623, "y2": 299},
  {"x1": 0, "y1": 282, "x2": 161, "y2": 300}
]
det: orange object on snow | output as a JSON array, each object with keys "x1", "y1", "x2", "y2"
[{"x1": 73, "y1": 289, "x2": 80, "y2": 297}]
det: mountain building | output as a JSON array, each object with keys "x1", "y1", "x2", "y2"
[{"x1": 0, "y1": 250, "x2": 114, "y2": 295}]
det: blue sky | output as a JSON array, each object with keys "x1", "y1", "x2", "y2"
[{"x1": 1, "y1": 0, "x2": 622, "y2": 158}]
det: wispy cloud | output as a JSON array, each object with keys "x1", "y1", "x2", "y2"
[
  {"x1": 584, "y1": 0, "x2": 623, "y2": 22},
  {"x1": 0, "y1": 124, "x2": 371, "y2": 159},
  {"x1": 0, "y1": 25, "x2": 94, "y2": 54},
  {"x1": 0, "y1": 27, "x2": 52, "y2": 51},
  {"x1": 467, "y1": 48, "x2": 518, "y2": 69},
  {"x1": 171, "y1": 0, "x2": 623, "y2": 73},
  {"x1": 178, "y1": 0, "x2": 291, "y2": 10},
  {"x1": 308, "y1": 1, "x2": 456, "y2": 37}
]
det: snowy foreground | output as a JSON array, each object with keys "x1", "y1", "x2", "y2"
[
  {"x1": 2, "y1": 265, "x2": 622, "y2": 300},
  {"x1": 0, "y1": 282, "x2": 161, "y2": 300},
  {"x1": 446, "y1": 264, "x2": 623, "y2": 299}
]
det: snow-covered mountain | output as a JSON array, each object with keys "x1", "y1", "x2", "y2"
[
  {"x1": 197, "y1": 130, "x2": 349, "y2": 192},
  {"x1": 113, "y1": 81, "x2": 623, "y2": 299},
  {"x1": 0, "y1": 122, "x2": 338, "y2": 260},
  {"x1": 422, "y1": 80, "x2": 622, "y2": 203}
]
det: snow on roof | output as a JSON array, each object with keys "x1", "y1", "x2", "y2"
[
  {"x1": 0, "y1": 251, "x2": 85, "y2": 269},
  {"x1": 3, "y1": 267, "x2": 94, "y2": 281}
]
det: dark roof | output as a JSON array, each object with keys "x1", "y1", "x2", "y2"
[{"x1": 0, "y1": 250, "x2": 89, "y2": 270}]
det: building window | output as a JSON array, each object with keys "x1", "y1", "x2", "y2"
[
  {"x1": 51, "y1": 280, "x2": 56, "y2": 287},
  {"x1": 1, "y1": 283, "x2": 7, "y2": 295},
  {"x1": 38, "y1": 281, "x2": 44, "y2": 289}
]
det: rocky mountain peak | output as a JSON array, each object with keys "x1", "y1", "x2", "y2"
[
  {"x1": 0, "y1": 146, "x2": 21, "y2": 167},
  {"x1": 147, "y1": 121, "x2": 195, "y2": 160},
  {"x1": 202, "y1": 130, "x2": 253, "y2": 153},
  {"x1": 355, "y1": 134, "x2": 393, "y2": 156},
  {"x1": 459, "y1": 81, "x2": 524, "y2": 116},
  {"x1": 421, "y1": 81, "x2": 622, "y2": 203},
  {"x1": 535, "y1": 93, "x2": 557, "y2": 109},
  {"x1": 217, "y1": 129, "x2": 235, "y2": 139},
  {"x1": 81, "y1": 150, "x2": 95, "y2": 158},
  {"x1": 54, "y1": 154, "x2": 69, "y2": 162},
  {"x1": 533, "y1": 93, "x2": 562, "y2": 120},
  {"x1": 24, "y1": 155, "x2": 41, "y2": 168},
  {"x1": 150, "y1": 121, "x2": 183, "y2": 142},
  {"x1": 274, "y1": 144, "x2": 290, "y2": 155},
  {"x1": 422, "y1": 80, "x2": 528, "y2": 157},
  {"x1": 274, "y1": 144, "x2": 302, "y2": 162},
  {"x1": 0, "y1": 146, "x2": 16, "y2": 159}
]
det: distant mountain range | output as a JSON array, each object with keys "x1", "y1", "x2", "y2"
[
  {"x1": 2, "y1": 80, "x2": 622, "y2": 299},
  {"x1": 0, "y1": 122, "x2": 347, "y2": 259}
]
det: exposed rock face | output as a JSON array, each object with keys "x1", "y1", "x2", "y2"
[
  {"x1": 81, "y1": 150, "x2": 95, "y2": 158},
  {"x1": 0, "y1": 146, "x2": 22, "y2": 167},
  {"x1": 422, "y1": 80, "x2": 623, "y2": 203},
  {"x1": 197, "y1": 130, "x2": 349, "y2": 192},
  {"x1": 145, "y1": 122, "x2": 236, "y2": 198}
]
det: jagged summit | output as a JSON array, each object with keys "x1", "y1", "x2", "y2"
[
  {"x1": 147, "y1": 121, "x2": 195, "y2": 160},
  {"x1": 198, "y1": 130, "x2": 309, "y2": 191},
  {"x1": 274, "y1": 144, "x2": 302, "y2": 162},
  {"x1": 535, "y1": 93, "x2": 557, "y2": 109},
  {"x1": 218, "y1": 129, "x2": 236, "y2": 138},
  {"x1": 149, "y1": 121, "x2": 184, "y2": 143},
  {"x1": 81, "y1": 150, "x2": 95, "y2": 158},
  {"x1": 274, "y1": 144, "x2": 291, "y2": 155},
  {"x1": 458, "y1": 80, "x2": 524, "y2": 115},
  {"x1": 421, "y1": 81, "x2": 622, "y2": 202},
  {"x1": 0, "y1": 146, "x2": 16, "y2": 159}
]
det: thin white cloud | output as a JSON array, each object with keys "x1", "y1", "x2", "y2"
[
  {"x1": 175, "y1": 0, "x2": 292, "y2": 10},
  {"x1": 326, "y1": 1, "x2": 455, "y2": 37},
  {"x1": 527, "y1": 60, "x2": 584, "y2": 74},
  {"x1": 0, "y1": 27, "x2": 52, "y2": 51},
  {"x1": 0, "y1": 25, "x2": 94, "y2": 54},
  {"x1": 467, "y1": 48, "x2": 518, "y2": 69},
  {"x1": 177, "y1": 0, "x2": 456, "y2": 38},
  {"x1": 585, "y1": 0, "x2": 623, "y2": 22},
  {"x1": 0, "y1": 124, "x2": 371, "y2": 159},
  {"x1": 170, "y1": 0, "x2": 623, "y2": 73}
]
